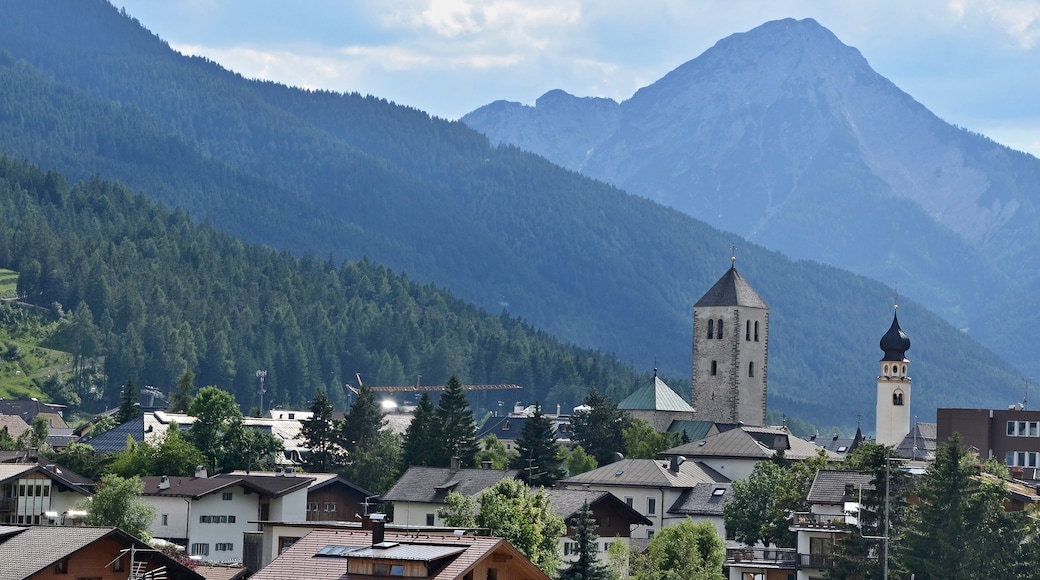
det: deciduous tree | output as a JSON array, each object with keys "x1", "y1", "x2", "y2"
[
  {"x1": 83, "y1": 474, "x2": 156, "y2": 541},
  {"x1": 475, "y1": 478, "x2": 565, "y2": 576},
  {"x1": 635, "y1": 519, "x2": 724, "y2": 580}
]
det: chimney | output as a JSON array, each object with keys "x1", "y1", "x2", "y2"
[
  {"x1": 669, "y1": 456, "x2": 685, "y2": 473},
  {"x1": 371, "y1": 513, "x2": 386, "y2": 545},
  {"x1": 481, "y1": 460, "x2": 492, "y2": 470},
  {"x1": 194, "y1": 465, "x2": 207, "y2": 479},
  {"x1": 450, "y1": 456, "x2": 461, "y2": 472},
  {"x1": 158, "y1": 475, "x2": 170, "y2": 490}
]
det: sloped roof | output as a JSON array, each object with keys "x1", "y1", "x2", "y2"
[
  {"x1": 80, "y1": 415, "x2": 145, "y2": 453},
  {"x1": 475, "y1": 416, "x2": 528, "y2": 440},
  {"x1": 669, "y1": 482, "x2": 732, "y2": 517},
  {"x1": 667, "y1": 420, "x2": 717, "y2": 441},
  {"x1": 0, "y1": 463, "x2": 94, "y2": 495},
  {"x1": 618, "y1": 375, "x2": 694, "y2": 413},
  {"x1": 895, "y1": 422, "x2": 937, "y2": 461},
  {"x1": 382, "y1": 467, "x2": 520, "y2": 504},
  {"x1": 0, "y1": 414, "x2": 30, "y2": 439},
  {"x1": 660, "y1": 426, "x2": 841, "y2": 462},
  {"x1": 561, "y1": 458, "x2": 728, "y2": 489},
  {"x1": 0, "y1": 526, "x2": 203, "y2": 580},
  {"x1": 694, "y1": 266, "x2": 768, "y2": 309},
  {"x1": 807, "y1": 470, "x2": 874, "y2": 505},
  {"x1": 0, "y1": 398, "x2": 65, "y2": 420},
  {"x1": 544, "y1": 488, "x2": 652, "y2": 526},
  {"x1": 141, "y1": 474, "x2": 313, "y2": 499},
  {"x1": 252, "y1": 529, "x2": 548, "y2": 580},
  {"x1": 228, "y1": 471, "x2": 377, "y2": 499}
]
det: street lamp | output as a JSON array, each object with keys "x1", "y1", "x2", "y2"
[{"x1": 256, "y1": 369, "x2": 267, "y2": 416}]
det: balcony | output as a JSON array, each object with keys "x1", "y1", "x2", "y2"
[
  {"x1": 791, "y1": 511, "x2": 848, "y2": 530},
  {"x1": 0, "y1": 498, "x2": 15, "y2": 513},
  {"x1": 799, "y1": 553, "x2": 837, "y2": 570},
  {"x1": 725, "y1": 547, "x2": 798, "y2": 569}
]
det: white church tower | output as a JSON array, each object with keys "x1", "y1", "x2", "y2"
[{"x1": 876, "y1": 305, "x2": 912, "y2": 447}]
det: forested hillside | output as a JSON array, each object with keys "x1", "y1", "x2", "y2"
[
  {"x1": 0, "y1": 156, "x2": 648, "y2": 414},
  {"x1": 0, "y1": 1, "x2": 1025, "y2": 427}
]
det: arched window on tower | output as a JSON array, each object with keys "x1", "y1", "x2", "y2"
[
  {"x1": 745, "y1": 321, "x2": 751, "y2": 341},
  {"x1": 884, "y1": 364, "x2": 890, "y2": 376},
  {"x1": 748, "y1": 362, "x2": 755, "y2": 377},
  {"x1": 902, "y1": 364, "x2": 907, "y2": 375},
  {"x1": 707, "y1": 319, "x2": 714, "y2": 339},
  {"x1": 893, "y1": 391, "x2": 904, "y2": 406},
  {"x1": 717, "y1": 319, "x2": 724, "y2": 339},
  {"x1": 711, "y1": 360, "x2": 717, "y2": 376},
  {"x1": 754, "y1": 321, "x2": 759, "y2": 342}
]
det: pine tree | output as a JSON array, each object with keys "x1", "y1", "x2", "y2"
[
  {"x1": 571, "y1": 388, "x2": 628, "y2": 466},
  {"x1": 300, "y1": 388, "x2": 343, "y2": 472},
  {"x1": 169, "y1": 369, "x2": 195, "y2": 413},
  {"x1": 511, "y1": 403, "x2": 564, "y2": 486},
  {"x1": 434, "y1": 375, "x2": 479, "y2": 467},
  {"x1": 340, "y1": 384, "x2": 386, "y2": 454},
  {"x1": 559, "y1": 500, "x2": 612, "y2": 580},
  {"x1": 116, "y1": 377, "x2": 139, "y2": 424},
  {"x1": 402, "y1": 392, "x2": 438, "y2": 468}
]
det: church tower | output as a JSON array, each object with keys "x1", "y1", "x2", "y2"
[
  {"x1": 691, "y1": 259, "x2": 769, "y2": 426},
  {"x1": 876, "y1": 306, "x2": 912, "y2": 447}
]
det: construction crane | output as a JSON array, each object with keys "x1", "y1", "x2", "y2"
[{"x1": 346, "y1": 373, "x2": 522, "y2": 395}]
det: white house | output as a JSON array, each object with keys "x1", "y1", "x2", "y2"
[
  {"x1": 0, "y1": 463, "x2": 93, "y2": 525},
  {"x1": 140, "y1": 470, "x2": 311, "y2": 563},
  {"x1": 381, "y1": 465, "x2": 520, "y2": 527}
]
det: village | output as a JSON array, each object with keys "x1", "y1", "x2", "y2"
[{"x1": 1, "y1": 261, "x2": 1035, "y2": 580}]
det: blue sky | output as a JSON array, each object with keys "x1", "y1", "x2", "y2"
[{"x1": 116, "y1": 0, "x2": 1040, "y2": 155}]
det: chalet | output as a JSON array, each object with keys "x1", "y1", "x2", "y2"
[
  {"x1": 382, "y1": 465, "x2": 520, "y2": 527},
  {"x1": 0, "y1": 463, "x2": 93, "y2": 525},
  {"x1": 544, "y1": 488, "x2": 651, "y2": 564},
  {"x1": 229, "y1": 470, "x2": 379, "y2": 523}
]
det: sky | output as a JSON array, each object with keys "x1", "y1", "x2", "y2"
[{"x1": 115, "y1": 0, "x2": 1040, "y2": 156}]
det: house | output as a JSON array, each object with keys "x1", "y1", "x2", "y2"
[
  {"x1": 229, "y1": 470, "x2": 379, "y2": 523},
  {"x1": 0, "y1": 398, "x2": 67, "y2": 429},
  {"x1": 806, "y1": 429, "x2": 862, "y2": 462},
  {"x1": 0, "y1": 414, "x2": 30, "y2": 441},
  {"x1": 724, "y1": 469, "x2": 871, "y2": 580},
  {"x1": 894, "y1": 422, "x2": 936, "y2": 462},
  {"x1": 545, "y1": 488, "x2": 652, "y2": 564},
  {"x1": 0, "y1": 463, "x2": 94, "y2": 525},
  {"x1": 382, "y1": 465, "x2": 521, "y2": 527},
  {"x1": 658, "y1": 426, "x2": 842, "y2": 481},
  {"x1": 617, "y1": 372, "x2": 696, "y2": 433},
  {"x1": 667, "y1": 420, "x2": 719, "y2": 443},
  {"x1": 251, "y1": 519, "x2": 549, "y2": 580},
  {"x1": 667, "y1": 482, "x2": 732, "y2": 541},
  {"x1": 0, "y1": 525, "x2": 203, "y2": 580},
  {"x1": 140, "y1": 471, "x2": 313, "y2": 563},
  {"x1": 937, "y1": 408, "x2": 1040, "y2": 475},
  {"x1": 475, "y1": 416, "x2": 528, "y2": 454},
  {"x1": 559, "y1": 457, "x2": 729, "y2": 544}
]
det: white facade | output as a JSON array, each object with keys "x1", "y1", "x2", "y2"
[
  {"x1": 390, "y1": 500, "x2": 443, "y2": 527},
  {"x1": 876, "y1": 358, "x2": 911, "y2": 447}
]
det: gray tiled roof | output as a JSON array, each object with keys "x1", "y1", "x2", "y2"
[
  {"x1": 0, "y1": 463, "x2": 94, "y2": 495},
  {"x1": 618, "y1": 376, "x2": 694, "y2": 412},
  {"x1": 669, "y1": 482, "x2": 732, "y2": 516},
  {"x1": 80, "y1": 415, "x2": 145, "y2": 453},
  {"x1": 141, "y1": 474, "x2": 313, "y2": 498},
  {"x1": 561, "y1": 458, "x2": 728, "y2": 489},
  {"x1": 661, "y1": 426, "x2": 841, "y2": 462},
  {"x1": 475, "y1": 416, "x2": 528, "y2": 440},
  {"x1": 667, "y1": 420, "x2": 716, "y2": 441},
  {"x1": 895, "y1": 422, "x2": 937, "y2": 461},
  {"x1": 694, "y1": 266, "x2": 768, "y2": 308},
  {"x1": 807, "y1": 470, "x2": 874, "y2": 505},
  {"x1": 382, "y1": 467, "x2": 521, "y2": 504}
]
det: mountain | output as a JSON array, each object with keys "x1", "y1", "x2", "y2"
[
  {"x1": 462, "y1": 18, "x2": 1040, "y2": 380},
  {"x1": 0, "y1": 2, "x2": 1024, "y2": 427}
]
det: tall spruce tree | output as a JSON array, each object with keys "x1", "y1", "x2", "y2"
[
  {"x1": 340, "y1": 384, "x2": 386, "y2": 454},
  {"x1": 402, "y1": 392, "x2": 438, "y2": 468},
  {"x1": 116, "y1": 377, "x2": 139, "y2": 424},
  {"x1": 559, "y1": 499, "x2": 611, "y2": 580},
  {"x1": 169, "y1": 369, "x2": 195, "y2": 413},
  {"x1": 511, "y1": 403, "x2": 564, "y2": 486},
  {"x1": 300, "y1": 388, "x2": 343, "y2": 472},
  {"x1": 434, "y1": 375, "x2": 479, "y2": 467},
  {"x1": 571, "y1": 388, "x2": 629, "y2": 466}
]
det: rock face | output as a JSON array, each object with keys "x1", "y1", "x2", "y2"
[{"x1": 464, "y1": 18, "x2": 1040, "y2": 375}]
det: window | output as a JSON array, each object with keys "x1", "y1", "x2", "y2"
[
  {"x1": 426, "y1": 513, "x2": 435, "y2": 526},
  {"x1": 716, "y1": 319, "x2": 724, "y2": 339},
  {"x1": 754, "y1": 321, "x2": 759, "y2": 341},
  {"x1": 893, "y1": 391, "x2": 904, "y2": 406},
  {"x1": 307, "y1": 502, "x2": 318, "y2": 512},
  {"x1": 646, "y1": 529, "x2": 654, "y2": 539},
  {"x1": 216, "y1": 543, "x2": 235, "y2": 551},
  {"x1": 324, "y1": 502, "x2": 336, "y2": 512},
  {"x1": 707, "y1": 319, "x2": 714, "y2": 339},
  {"x1": 222, "y1": 492, "x2": 233, "y2": 500},
  {"x1": 1006, "y1": 451, "x2": 1040, "y2": 467},
  {"x1": 18, "y1": 485, "x2": 24, "y2": 497},
  {"x1": 54, "y1": 557, "x2": 69, "y2": 573},
  {"x1": 647, "y1": 497, "x2": 656, "y2": 515},
  {"x1": 113, "y1": 554, "x2": 124, "y2": 571},
  {"x1": 161, "y1": 514, "x2": 168, "y2": 526},
  {"x1": 487, "y1": 568, "x2": 498, "y2": 580},
  {"x1": 624, "y1": 497, "x2": 633, "y2": 508},
  {"x1": 745, "y1": 321, "x2": 751, "y2": 341},
  {"x1": 218, "y1": 515, "x2": 228, "y2": 523},
  {"x1": 26, "y1": 485, "x2": 33, "y2": 497},
  {"x1": 228, "y1": 515, "x2": 236, "y2": 523},
  {"x1": 191, "y1": 543, "x2": 209, "y2": 556},
  {"x1": 42, "y1": 485, "x2": 49, "y2": 497},
  {"x1": 279, "y1": 536, "x2": 301, "y2": 554},
  {"x1": 710, "y1": 360, "x2": 717, "y2": 376},
  {"x1": 502, "y1": 420, "x2": 510, "y2": 431},
  {"x1": 1009, "y1": 421, "x2": 1017, "y2": 436},
  {"x1": 748, "y1": 362, "x2": 754, "y2": 377}
]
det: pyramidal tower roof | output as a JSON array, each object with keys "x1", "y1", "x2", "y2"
[
  {"x1": 694, "y1": 266, "x2": 768, "y2": 308},
  {"x1": 618, "y1": 373, "x2": 695, "y2": 412}
]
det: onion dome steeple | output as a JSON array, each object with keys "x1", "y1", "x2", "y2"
[{"x1": 880, "y1": 307, "x2": 910, "y2": 361}]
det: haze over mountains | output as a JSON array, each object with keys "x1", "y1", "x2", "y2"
[
  {"x1": 464, "y1": 18, "x2": 1040, "y2": 382},
  {"x1": 0, "y1": 2, "x2": 1025, "y2": 428}
]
